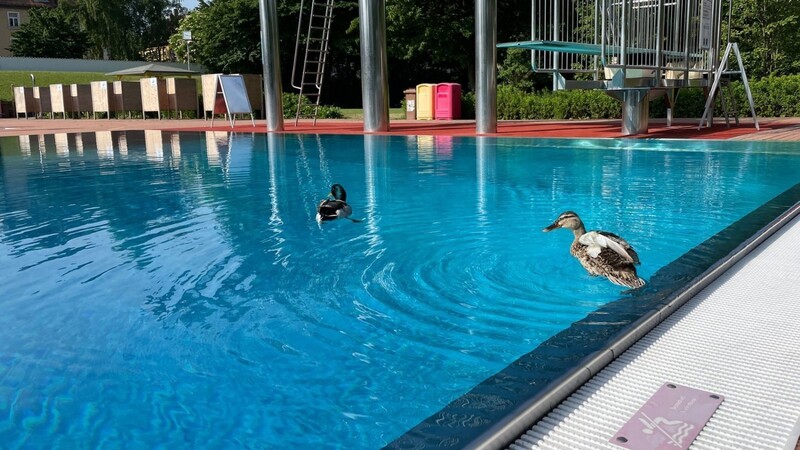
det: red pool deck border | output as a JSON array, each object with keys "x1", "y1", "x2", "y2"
[{"x1": 2, "y1": 117, "x2": 800, "y2": 140}]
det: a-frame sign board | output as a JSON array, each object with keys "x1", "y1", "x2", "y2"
[{"x1": 210, "y1": 74, "x2": 256, "y2": 128}]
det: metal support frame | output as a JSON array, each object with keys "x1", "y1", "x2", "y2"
[
  {"x1": 358, "y1": 0, "x2": 390, "y2": 133},
  {"x1": 699, "y1": 42, "x2": 759, "y2": 130},
  {"x1": 620, "y1": 88, "x2": 650, "y2": 135},
  {"x1": 258, "y1": 0, "x2": 285, "y2": 132},
  {"x1": 476, "y1": 0, "x2": 498, "y2": 134}
]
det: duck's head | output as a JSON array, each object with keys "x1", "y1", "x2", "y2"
[
  {"x1": 542, "y1": 211, "x2": 583, "y2": 232},
  {"x1": 329, "y1": 184, "x2": 347, "y2": 202}
]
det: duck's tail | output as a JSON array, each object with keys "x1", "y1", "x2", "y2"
[{"x1": 608, "y1": 274, "x2": 646, "y2": 289}]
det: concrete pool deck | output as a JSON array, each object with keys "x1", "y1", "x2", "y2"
[{"x1": 1, "y1": 116, "x2": 799, "y2": 449}]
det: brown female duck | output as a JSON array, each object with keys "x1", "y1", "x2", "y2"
[{"x1": 543, "y1": 211, "x2": 645, "y2": 289}]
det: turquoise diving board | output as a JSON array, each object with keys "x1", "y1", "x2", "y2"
[
  {"x1": 497, "y1": 40, "x2": 703, "y2": 59},
  {"x1": 497, "y1": 40, "x2": 603, "y2": 55}
]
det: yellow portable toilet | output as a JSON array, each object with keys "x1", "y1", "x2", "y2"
[{"x1": 416, "y1": 83, "x2": 435, "y2": 120}]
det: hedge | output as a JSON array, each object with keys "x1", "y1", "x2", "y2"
[
  {"x1": 483, "y1": 74, "x2": 800, "y2": 121},
  {"x1": 282, "y1": 92, "x2": 343, "y2": 119}
]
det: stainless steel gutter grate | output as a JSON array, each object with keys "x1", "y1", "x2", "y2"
[{"x1": 510, "y1": 215, "x2": 800, "y2": 450}]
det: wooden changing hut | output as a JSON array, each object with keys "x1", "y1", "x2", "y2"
[
  {"x1": 113, "y1": 81, "x2": 143, "y2": 118},
  {"x1": 140, "y1": 77, "x2": 169, "y2": 119},
  {"x1": 167, "y1": 78, "x2": 198, "y2": 119},
  {"x1": 50, "y1": 84, "x2": 76, "y2": 119}
]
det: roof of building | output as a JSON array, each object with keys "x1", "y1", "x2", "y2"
[{"x1": 0, "y1": 0, "x2": 57, "y2": 8}]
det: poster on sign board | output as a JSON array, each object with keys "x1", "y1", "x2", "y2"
[{"x1": 210, "y1": 75, "x2": 255, "y2": 128}]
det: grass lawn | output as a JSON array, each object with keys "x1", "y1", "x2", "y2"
[
  {"x1": 341, "y1": 108, "x2": 406, "y2": 120},
  {"x1": 0, "y1": 71, "x2": 121, "y2": 102}
]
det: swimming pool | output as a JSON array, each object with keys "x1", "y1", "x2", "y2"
[{"x1": 1, "y1": 131, "x2": 799, "y2": 449}]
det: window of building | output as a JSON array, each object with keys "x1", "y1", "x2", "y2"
[{"x1": 8, "y1": 12, "x2": 20, "y2": 28}]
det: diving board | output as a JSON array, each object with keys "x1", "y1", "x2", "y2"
[
  {"x1": 497, "y1": 40, "x2": 603, "y2": 56},
  {"x1": 497, "y1": 40, "x2": 704, "y2": 60},
  {"x1": 498, "y1": 0, "x2": 758, "y2": 135}
]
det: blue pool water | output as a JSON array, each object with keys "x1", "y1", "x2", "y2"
[{"x1": 1, "y1": 131, "x2": 799, "y2": 449}]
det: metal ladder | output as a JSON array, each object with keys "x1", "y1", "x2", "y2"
[
  {"x1": 699, "y1": 42, "x2": 759, "y2": 130},
  {"x1": 291, "y1": 0, "x2": 335, "y2": 126}
]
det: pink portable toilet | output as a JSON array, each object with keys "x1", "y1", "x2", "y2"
[{"x1": 434, "y1": 83, "x2": 461, "y2": 120}]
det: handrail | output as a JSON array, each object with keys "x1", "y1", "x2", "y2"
[{"x1": 290, "y1": 0, "x2": 306, "y2": 90}]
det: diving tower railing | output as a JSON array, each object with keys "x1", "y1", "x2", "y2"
[{"x1": 499, "y1": 0, "x2": 757, "y2": 135}]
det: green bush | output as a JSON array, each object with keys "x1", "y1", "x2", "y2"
[
  {"x1": 460, "y1": 91, "x2": 476, "y2": 119},
  {"x1": 652, "y1": 75, "x2": 800, "y2": 119},
  {"x1": 744, "y1": 74, "x2": 800, "y2": 117},
  {"x1": 281, "y1": 92, "x2": 343, "y2": 119},
  {"x1": 497, "y1": 85, "x2": 620, "y2": 120},
  {"x1": 497, "y1": 73, "x2": 800, "y2": 121},
  {"x1": 649, "y1": 88, "x2": 707, "y2": 119}
]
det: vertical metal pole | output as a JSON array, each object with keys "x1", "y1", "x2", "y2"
[
  {"x1": 683, "y1": 0, "x2": 692, "y2": 75},
  {"x1": 259, "y1": 0, "x2": 285, "y2": 132},
  {"x1": 601, "y1": 0, "x2": 607, "y2": 67},
  {"x1": 359, "y1": 0, "x2": 390, "y2": 133},
  {"x1": 552, "y1": 0, "x2": 560, "y2": 90},
  {"x1": 593, "y1": 0, "x2": 599, "y2": 79},
  {"x1": 714, "y1": 0, "x2": 724, "y2": 66},
  {"x1": 656, "y1": 0, "x2": 664, "y2": 74},
  {"x1": 476, "y1": 0, "x2": 497, "y2": 135},
  {"x1": 620, "y1": 0, "x2": 627, "y2": 67},
  {"x1": 726, "y1": 0, "x2": 732, "y2": 43}
]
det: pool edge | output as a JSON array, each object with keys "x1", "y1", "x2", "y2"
[{"x1": 461, "y1": 200, "x2": 800, "y2": 450}]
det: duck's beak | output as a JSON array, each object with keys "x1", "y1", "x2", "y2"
[{"x1": 542, "y1": 221, "x2": 560, "y2": 232}]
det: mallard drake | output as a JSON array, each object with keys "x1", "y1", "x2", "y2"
[
  {"x1": 542, "y1": 211, "x2": 645, "y2": 289},
  {"x1": 317, "y1": 184, "x2": 354, "y2": 222}
]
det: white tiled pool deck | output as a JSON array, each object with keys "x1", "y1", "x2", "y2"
[{"x1": 508, "y1": 209, "x2": 800, "y2": 450}]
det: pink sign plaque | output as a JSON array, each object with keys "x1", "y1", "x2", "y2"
[{"x1": 610, "y1": 383, "x2": 724, "y2": 450}]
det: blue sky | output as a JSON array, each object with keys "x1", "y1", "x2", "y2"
[{"x1": 181, "y1": 0, "x2": 199, "y2": 10}]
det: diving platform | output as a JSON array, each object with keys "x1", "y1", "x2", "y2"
[{"x1": 500, "y1": 0, "x2": 758, "y2": 136}]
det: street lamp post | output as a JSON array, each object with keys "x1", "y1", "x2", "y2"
[{"x1": 182, "y1": 30, "x2": 192, "y2": 71}]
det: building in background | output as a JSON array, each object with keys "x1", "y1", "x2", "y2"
[{"x1": 0, "y1": 0, "x2": 57, "y2": 57}]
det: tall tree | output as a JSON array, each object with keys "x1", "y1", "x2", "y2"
[
  {"x1": 69, "y1": 0, "x2": 185, "y2": 60},
  {"x1": 8, "y1": 6, "x2": 88, "y2": 58},
  {"x1": 168, "y1": 0, "x2": 263, "y2": 73},
  {"x1": 726, "y1": 0, "x2": 800, "y2": 77}
]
